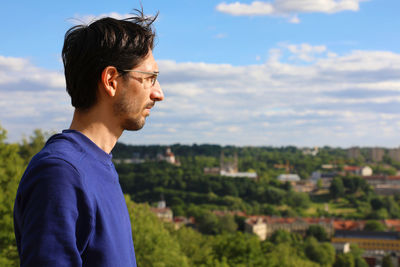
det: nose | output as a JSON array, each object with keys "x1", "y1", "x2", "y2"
[{"x1": 150, "y1": 81, "x2": 164, "y2": 102}]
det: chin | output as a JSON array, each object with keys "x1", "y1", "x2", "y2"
[{"x1": 122, "y1": 117, "x2": 146, "y2": 131}]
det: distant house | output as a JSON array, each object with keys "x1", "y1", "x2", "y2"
[
  {"x1": 157, "y1": 148, "x2": 180, "y2": 166},
  {"x1": 348, "y1": 147, "x2": 361, "y2": 159},
  {"x1": 370, "y1": 147, "x2": 385, "y2": 162},
  {"x1": 332, "y1": 230, "x2": 400, "y2": 253},
  {"x1": 311, "y1": 171, "x2": 337, "y2": 188},
  {"x1": 204, "y1": 151, "x2": 257, "y2": 179},
  {"x1": 343, "y1": 166, "x2": 373, "y2": 176},
  {"x1": 173, "y1": 216, "x2": 195, "y2": 230},
  {"x1": 150, "y1": 201, "x2": 173, "y2": 222},
  {"x1": 277, "y1": 174, "x2": 301, "y2": 182},
  {"x1": 333, "y1": 220, "x2": 365, "y2": 231},
  {"x1": 302, "y1": 147, "x2": 319, "y2": 156},
  {"x1": 389, "y1": 147, "x2": 400, "y2": 163},
  {"x1": 245, "y1": 216, "x2": 268, "y2": 241},
  {"x1": 362, "y1": 175, "x2": 400, "y2": 195},
  {"x1": 244, "y1": 216, "x2": 334, "y2": 240},
  {"x1": 292, "y1": 180, "x2": 315, "y2": 193},
  {"x1": 384, "y1": 219, "x2": 400, "y2": 231},
  {"x1": 220, "y1": 170, "x2": 258, "y2": 179},
  {"x1": 332, "y1": 242, "x2": 351, "y2": 254}
]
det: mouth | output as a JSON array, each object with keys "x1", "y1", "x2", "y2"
[
  {"x1": 144, "y1": 102, "x2": 155, "y2": 115},
  {"x1": 145, "y1": 102, "x2": 155, "y2": 110}
]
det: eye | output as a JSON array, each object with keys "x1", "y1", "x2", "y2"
[{"x1": 150, "y1": 76, "x2": 157, "y2": 86}]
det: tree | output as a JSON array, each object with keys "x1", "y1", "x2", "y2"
[
  {"x1": 125, "y1": 196, "x2": 189, "y2": 267},
  {"x1": 211, "y1": 232, "x2": 266, "y2": 267},
  {"x1": 306, "y1": 225, "x2": 328, "y2": 242},
  {"x1": 265, "y1": 243, "x2": 319, "y2": 267},
  {"x1": 287, "y1": 191, "x2": 310, "y2": 209},
  {"x1": 349, "y1": 244, "x2": 368, "y2": 267},
  {"x1": 0, "y1": 125, "x2": 24, "y2": 266},
  {"x1": 364, "y1": 220, "x2": 386, "y2": 231},
  {"x1": 218, "y1": 214, "x2": 237, "y2": 234},
  {"x1": 334, "y1": 253, "x2": 355, "y2": 267},
  {"x1": 304, "y1": 237, "x2": 335, "y2": 266},
  {"x1": 197, "y1": 210, "x2": 220, "y2": 235},
  {"x1": 19, "y1": 129, "x2": 46, "y2": 164},
  {"x1": 172, "y1": 226, "x2": 215, "y2": 266},
  {"x1": 382, "y1": 254, "x2": 394, "y2": 267},
  {"x1": 330, "y1": 177, "x2": 345, "y2": 199}
]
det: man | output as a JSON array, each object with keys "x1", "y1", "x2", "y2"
[{"x1": 14, "y1": 10, "x2": 163, "y2": 266}]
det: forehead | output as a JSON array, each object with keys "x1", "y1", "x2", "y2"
[{"x1": 135, "y1": 50, "x2": 158, "y2": 71}]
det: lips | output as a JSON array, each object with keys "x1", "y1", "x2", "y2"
[{"x1": 145, "y1": 102, "x2": 155, "y2": 110}]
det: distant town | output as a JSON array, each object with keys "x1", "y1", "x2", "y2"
[{"x1": 112, "y1": 144, "x2": 400, "y2": 266}]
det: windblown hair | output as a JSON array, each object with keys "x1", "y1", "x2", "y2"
[{"x1": 62, "y1": 9, "x2": 158, "y2": 109}]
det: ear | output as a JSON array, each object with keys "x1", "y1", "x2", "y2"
[{"x1": 100, "y1": 66, "x2": 119, "y2": 97}]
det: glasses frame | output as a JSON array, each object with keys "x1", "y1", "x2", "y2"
[{"x1": 119, "y1": 69, "x2": 159, "y2": 86}]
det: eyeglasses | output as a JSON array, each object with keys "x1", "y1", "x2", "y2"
[{"x1": 119, "y1": 69, "x2": 159, "y2": 86}]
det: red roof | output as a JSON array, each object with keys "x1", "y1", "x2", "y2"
[
  {"x1": 333, "y1": 220, "x2": 364, "y2": 230},
  {"x1": 343, "y1": 166, "x2": 361, "y2": 171}
]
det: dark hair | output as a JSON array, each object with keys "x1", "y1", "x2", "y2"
[{"x1": 62, "y1": 9, "x2": 157, "y2": 109}]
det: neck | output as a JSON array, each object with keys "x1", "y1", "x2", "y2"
[{"x1": 69, "y1": 106, "x2": 123, "y2": 154}]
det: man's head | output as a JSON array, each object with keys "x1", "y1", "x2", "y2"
[{"x1": 62, "y1": 10, "x2": 160, "y2": 111}]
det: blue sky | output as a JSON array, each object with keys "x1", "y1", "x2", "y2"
[{"x1": 1, "y1": 0, "x2": 400, "y2": 147}]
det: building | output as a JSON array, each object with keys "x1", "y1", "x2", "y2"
[
  {"x1": 363, "y1": 175, "x2": 400, "y2": 195},
  {"x1": 245, "y1": 216, "x2": 334, "y2": 240},
  {"x1": 311, "y1": 171, "x2": 337, "y2": 188},
  {"x1": 292, "y1": 180, "x2": 316, "y2": 193},
  {"x1": 204, "y1": 151, "x2": 258, "y2": 179},
  {"x1": 370, "y1": 147, "x2": 385, "y2": 162},
  {"x1": 332, "y1": 230, "x2": 400, "y2": 253},
  {"x1": 389, "y1": 148, "x2": 400, "y2": 163},
  {"x1": 150, "y1": 200, "x2": 173, "y2": 222},
  {"x1": 332, "y1": 242, "x2": 351, "y2": 254},
  {"x1": 245, "y1": 217, "x2": 268, "y2": 240},
  {"x1": 385, "y1": 219, "x2": 400, "y2": 232},
  {"x1": 348, "y1": 147, "x2": 361, "y2": 159},
  {"x1": 173, "y1": 216, "x2": 195, "y2": 230},
  {"x1": 343, "y1": 166, "x2": 373, "y2": 176},
  {"x1": 277, "y1": 174, "x2": 301, "y2": 183},
  {"x1": 157, "y1": 147, "x2": 180, "y2": 165},
  {"x1": 220, "y1": 170, "x2": 258, "y2": 179},
  {"x1": 333, "y1": 220, "x2": 365, "y2": 231},
  {"x1": 302, "y1": 147, "x2": 319, "y2": 156}
]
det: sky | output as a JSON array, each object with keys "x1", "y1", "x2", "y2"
[{"x1": 1, "y1": 0, "x2": 400, "y2": 147}]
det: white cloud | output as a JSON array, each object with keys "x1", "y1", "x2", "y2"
[
  {"x1": 285, "y1": 43, "x2": 327, "y2": 61},
  {"x1": 2, "y1": 44, "x2": 400, "y2": 147},
  {"x1": 216, "y1": 0, "x2": 367, "y2": 22}
]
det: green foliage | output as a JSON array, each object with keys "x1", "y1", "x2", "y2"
[
  {"x1": 364, "y1": 220, "x2": 386, "y2": 231},
  {"x1": 304, "y1": 237, "x2": 335, "y2": 266},
  {"x1": 3, "y1": 128, "x2": 400, "y2": 266},
  {"x1": 349, "y1": 244, "x2": 368, "y2": 267},
  {"x1": 0, "y1": 125, "x2": 23, "y2": 266},
  {"x1": 330, "y1": 177, "x2": 345, "y2": 199},
  {"x1": 269, "y1": 230, "x2": 293, "y2": 244},
  {"x1": 287, "y1": 191, "x2": 310, "y2": 209},
  {"x1": 195, "y1": 210, "x2": 237, "y2": 235},
  {"x1": 125, "y1": 196, "x2": 189, "y2": 267},
  {"x1": 306, "y1": 224, "x2": 329, "y2": 241},
  {"x1": 19, "y1": 129, "x2": 46, "y2": 164},
  {"x1": 264, "y1": 243, "x2": 319, "y2": 267},
  {"x1": 334, "y1": 253, "x2": 355, "y2": 267},
  {"x1": 211, "y1": 232, "x2": 266, "y2": 267},
  {"x1": 171, "y1": 226, "x2": 215, "y2": 266},
  {"x1": 382, "y1": 254, "x2": 394, "y2": 267}
]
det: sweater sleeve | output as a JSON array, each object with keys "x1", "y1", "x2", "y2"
[{"x1": 14, "y1": 158, "x2": 94, "y2": 267}]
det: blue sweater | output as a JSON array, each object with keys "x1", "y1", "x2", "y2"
[{"x1": 14, "y1": 130, "x2": 137, "y2": 267}]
